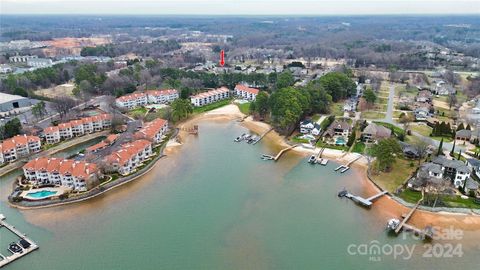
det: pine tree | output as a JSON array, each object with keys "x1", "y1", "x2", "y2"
[
  {"x1": 450, "y1": 139, "x2": 456, "y2": 156},
  {"x1": 466, "y1": 124, "x2": 471, "y2": 130},
  {"x1": 457, "y1": 123, "x2": 465, "y2": 131},
  {"x1": 437, "y1": 138, "x2": 444, "y2": 156},
  {"x1": 458, "y1": 150, "x2": 462, "y2": 160}
]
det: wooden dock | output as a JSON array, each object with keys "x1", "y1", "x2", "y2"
[
  {"x1": 395, "y1": 193, "x2": 424, "y2": 234},
  {"x1": 252, "y1": 128, "x2": 273, "y2": 145},
  {"x1": 273, "y1": 144, "x2": 300, "y2": 161},
  {"x1": 340, "y1": 190, "x2": 388, "y2": 207},
  {"x1": 0, "y1": 214, "x2": 39, "y2": 268}
]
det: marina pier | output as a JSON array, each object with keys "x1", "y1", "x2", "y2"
[
  {"x1": 334, "y1": 154, "x2": 362, "y2": 173},
  {"x1": 0, "y1": 214, "x2": 39, "y2": 268}
]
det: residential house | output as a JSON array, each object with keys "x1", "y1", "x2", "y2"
[
  {"x1": 466, "y1": 158, "x2": 480, "y2": 179},
  {"x1": 408, "y1": 162, "x2": 444, "y2": 190},
  {"x1": 0, "y1": 135, "x2": 42, "y2": 164},
  {"x1": 414, "y1": 107, "x2": 430, "y2": 121},
  {"x1": 416, "y1": 90, "x2": 432, "y2": 103},
  {"x1": 432, "y1": 156, "x2": 471, "y2": 188},
  {"x1": 135, "y1": 118, "x2": 169, "y2": 144},
  {"x1": 116, "y1": 93, "x2": 148, "y2": 109},
  {"x1": 105, "y1": 139, "x2": 153, "y2": 176},
  {"x1": 464, "y1": 178, "x2": 479, "y2": 194},
  {"x1": 299, "y1": 120, "x2": 321, "y2": 136},
  {"x1": 455, "y1": 129, "x2": 471, "y2": 142},
  {"x1": 323, "y1": 120, "x2": 352, "y2": 145},
  {"x1": 401, "y1": 143, "x2": 420, "y2": 159},
  {"x1": 433, "y1": 80, "x2": 456, "y2": 96},
  {"x1": 362, "y1": 123, "x2": 392, "y2": 143},
  {"x1": 23, "y1": 157, "x2": 100, "y2": 192},
  {"x1": 190, "y1": 87, "x2": 230, "y2": 107},
  {"x1": 234, "y1": 84, "x2": 259, "y2": 101},
  {"x1": 146, "y1": 89, "x2": 179, "y2": 104}
]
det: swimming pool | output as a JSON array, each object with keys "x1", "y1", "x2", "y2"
[
  {"x1": 25, "y1": 190, "x2": 57, "y2": 199},
  {"x1": 335, "y1": 137, "x2": 346, "y2": 145}
]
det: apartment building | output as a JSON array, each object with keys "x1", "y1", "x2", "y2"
[
  {"x1": 146, "y1": 89, "x2": 179, "y2": 104},
  {"x1": 43, "y1": 114, "x2": 112, "y2": 143},
  {"x1": 115, "y1": 93, "x2": 148, "y2": 109},
  {"x1": 135, "y1": 118, "x2": 168, "y2": 144},
  {"x1": 234, "y1": 84, "x2": 259, "y2": 101}
]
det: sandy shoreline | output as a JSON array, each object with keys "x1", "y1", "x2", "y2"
[{"x1": 178, "y1": 104, "x2": 480, "y2": 231}]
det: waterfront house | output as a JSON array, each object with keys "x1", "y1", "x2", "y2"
[
  {"x1": 190, "y1": 87, "x2": 230, "y2": 107},
  {"x1": 299, "y1": 120, "x2": 321, "y2": 136},
  {"x1": 146, "y1": 89, "x2": 179, "y2": 104},
  {"x1": 135, "y1": 118, "x2": 168, "y2": 144},
  {"x1": 361, "y1": 123, "x2": 392, "y2": 143},
  {"x1": 323, "y1": 120, "x2": 352, "y2": 145},
  {"x1": 234, "y1": 84, "x2": 259, "y2": 101},
  {"x1": 431, "y1": 156, "x2": 471, "y2": 188},
  {"x1": 23, "y1": 157, "x2": 100, "y2": 192},
  {"x1": 105, "y1": 139, "x2": 153, "y2": 176},
  {"x1": 464, "y1": 178, "x2": 479, "y2": 194},
  {"x1": 43, "y1": 126, "x2": 61, "y2": 144},
  {"x1": 408, "y1": 162, "x2": 444, "y2": 190},
  {"x1": 116, "y1": 93, "x2": 148, "y2": 109},
  {"x1": 455, "y1": 129, "x2": 471, "y2": 142},
  {"x1": 0, "y1": 135, "x2": 42, "y2": 164}
]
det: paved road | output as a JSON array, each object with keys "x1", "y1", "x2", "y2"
[{"x1": 379, "y1": 83, "x2": 395, "y2": 124}]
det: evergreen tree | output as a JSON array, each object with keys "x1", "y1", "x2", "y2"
[
  {"x1": 457, "y1": 123, "x2": 465, "y2": 131},
  {"x1": 450, "y1": 139, "x2": 456, "y2": 156},
  {"x1": 466, "y1": 124, "x2": 471, "y2": 130},
  {"x1": 458, "y1": 150, "x2": 462, "y2": 160},
  {"x1": 437, "y1": 138, "x2": 444, "y2": 156}
]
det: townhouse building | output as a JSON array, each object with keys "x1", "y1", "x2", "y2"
[
  {"x1": 105, "y1": 139, "x2": 153, "y2": 176},
  {"x1": 234, "y1": 84, "x2": 259, "y2": 101},
  {"x1": 146, "y1": 89, "x2": 179, "y2": 104},
  {"x1": 0, "y1": 135, "x2": 42, "y2": 164},
  {"x1": 43, "y1": 114, "x2": 112, "y2": 143},
  {"x1": 23, "y1": 157, "x2": 100, "y2": 192},
  {"x1": 135, "y1": 118, "x2": 169, "y2": 144},
  {"x1": 190, "y1": 87, "x2": 230, "y2": 107},
  {"x1": 115, "y1": 93, "x2": 148, "y2": 109}
]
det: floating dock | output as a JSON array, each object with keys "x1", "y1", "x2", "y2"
[
  {"x1": 334, "y1": 155, "x2": 362, "y2": 173},
  {"x1": 338, "y1": 190, "x2": 388, "y2": 207},
  {"x1": 0, "y1": 214, "x2": 39, "y2": 268}
]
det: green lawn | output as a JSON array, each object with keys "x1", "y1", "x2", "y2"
[
  {"x1": 316, "y1": 140, "x2": 348, "y2": 151},
  {"x1": 330, "y1": 102, "x2": 344, "y2": 116},
  {"x1": 291, "y1": 135, "x2": 311, "y2": 144},
  {"x1": 373, "y1": 121, "x2": 404, "y2": 137},
  {"x1": 236, "y1": 102, "x2": 251, "y2": 115},
  {"x1": 351, "y1": 141, "x2": 366, "y2": 153},
  {"x1": 370, "y1": 158, "x2": 417, "y2": 193},
  {"x1": 431, "y1": 136, "x2": 453, "y2": 143},
  {"x1": 362, "y1": 111, "x2": 385, "y2": 119},
  {"x1": 410, "y1": 124, "x2": 432, "y2": 137},
  {"x1": 399, "y1": 190, "x2": 480, "y2": 209},
  {"x1": 193, "y1": 99, "x2": 232, "y2": 114},
  {"x1": 127, "y1": 107, "x2": 148, "y2": 119}
]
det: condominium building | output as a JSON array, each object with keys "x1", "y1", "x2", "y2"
[
  {"x1": 105, "y1": 139, "x2": 153, "y2": 176},
  {"x1": 234, "y1": 84, "x2": 259, "y2": 101},
  {"x1": 43, "y1": 114, "x2": 112, "y2": 143},
  {"x1": 146, "y1": 89, "x2": 179, "y2": 104},
  {"x1": 0, "y1": 135, "x2": 42, "y2": 164},
  {"x1": 23, "y1": 157, "x2": 100, "y2": 191},
  {"x1": 44, "y1": 126, "x2": 61, "y2": 144},
  {"x1": 135, "y1": 118, "x2": 168, "y2": 144},
  {"x1": 115, "y1": 93, "x2": 148, "y2": 109},
  {"x1": 190, "y1": 87, "x2": 230, "y2": 107}
]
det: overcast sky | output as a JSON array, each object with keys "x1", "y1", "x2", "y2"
[{"x1": 1, "y1": 0, "x2": 479, "y2": 15}]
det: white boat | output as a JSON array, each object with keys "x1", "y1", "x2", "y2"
[
  {"x1": 308, "y1": 155, "x2": 316, "y2": 164},
  {"x1": 387, "y1": 218, "x2": 401, "y2": 230}
]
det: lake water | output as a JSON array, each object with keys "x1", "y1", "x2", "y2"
[{"x1": 0, "y1": 120, "x2": 478, "y2": 269}]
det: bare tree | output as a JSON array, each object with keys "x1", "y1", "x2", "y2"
[
  {"x1": 412, "y1": 139, "x2": 430, "y2": 165},
  {"x1": 52, "y1": 96, "x2": 77, "y2": 119}
]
